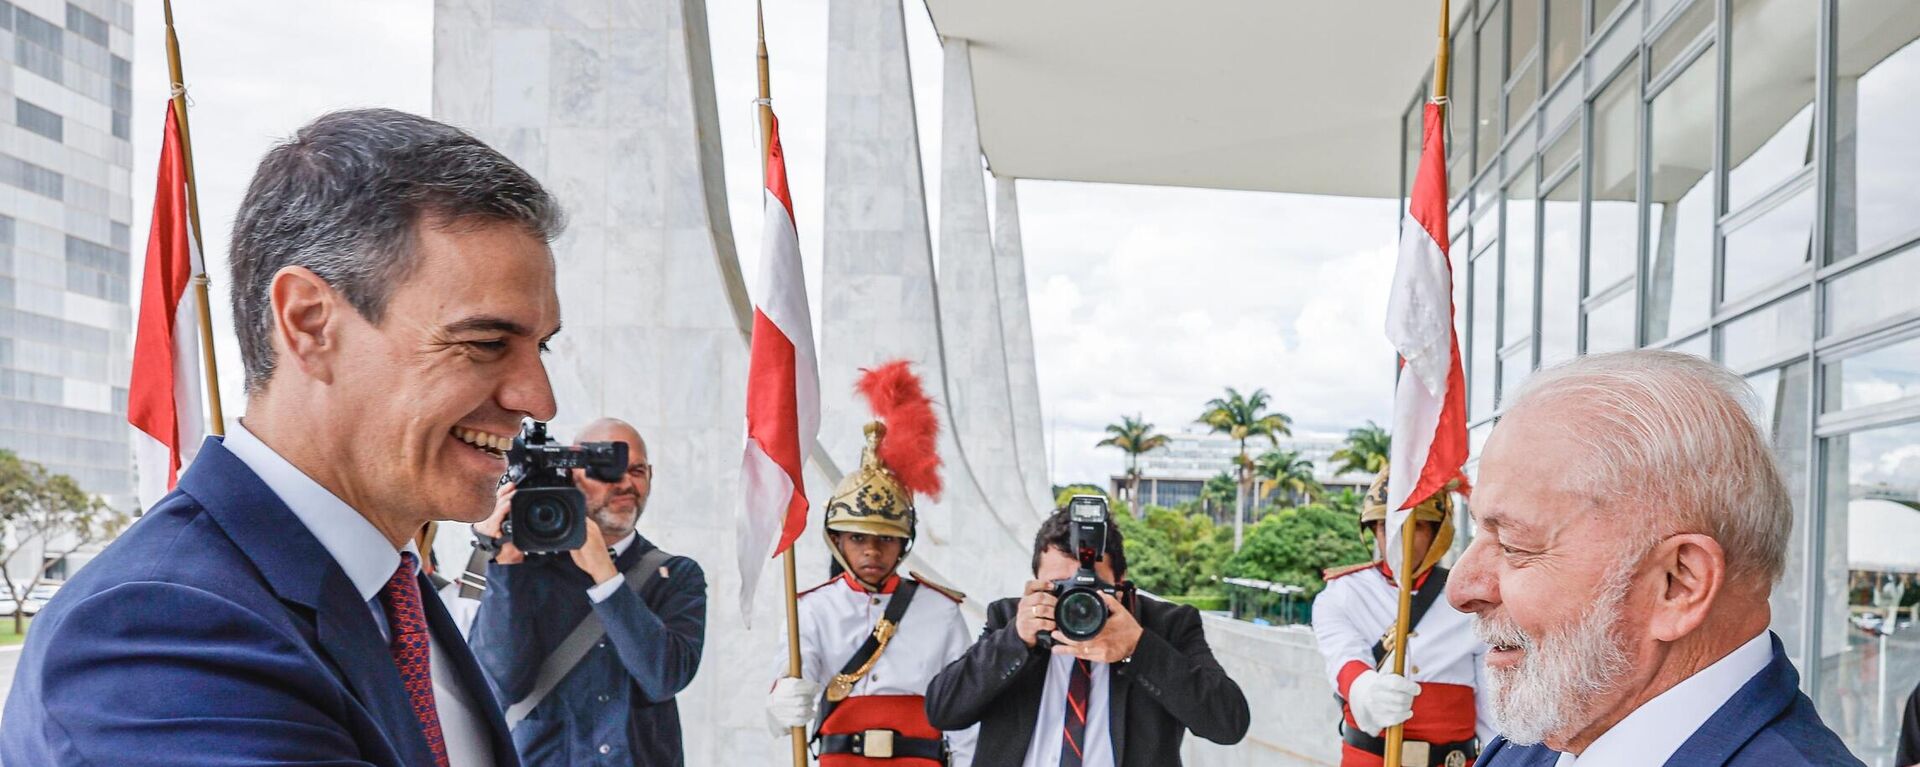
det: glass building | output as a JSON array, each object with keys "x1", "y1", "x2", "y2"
[
  {"x1": 1399, "y1": 1, "x2": 1920, "y2": 762},
  {"x1": 0, "y1": 0, "x2": 135, "y2": 509}
]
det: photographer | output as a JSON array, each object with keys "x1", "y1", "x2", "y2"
[
  {"x1": 470, "y1": 418, "x2": 708, "y2": 766},
  {"x1": 925, "y1": 501, "x2": 1249, "y2": 766}
]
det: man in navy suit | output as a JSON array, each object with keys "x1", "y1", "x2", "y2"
[
  {"x1": 0, "y1": 108, "x2": 566, "y2": 765},
  {"x1": 1453, "y1": 350, "x2": 1860, "y2": 767}
]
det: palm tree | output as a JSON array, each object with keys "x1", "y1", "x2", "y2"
[
  {"x1": 1095, "y1": 414, "x2": 1170, "y2": 516},
  {"x1": 1254, "y1": 448, "x2": 1321, "y2": 509},
  {"x1": 1196, "y1": 387, "x2": 1293, "y2": 550},
  {"x1": 1200, "y1": 471, "x2": 1238, "y2": 524},
  {"x1": 1331, "y1": 421, "x2": 1392, "y2": 477}
]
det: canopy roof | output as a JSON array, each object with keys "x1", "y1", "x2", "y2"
[{"x1": 1848, "y1": 498, "x2": 1920, "y2": 574}]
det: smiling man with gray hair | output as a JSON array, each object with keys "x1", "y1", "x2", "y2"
[{"x1": 1455, "y1": 350, "x2": 1860, "y2": 767}]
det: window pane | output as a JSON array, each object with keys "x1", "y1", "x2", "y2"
[
  {"x1": 1721, "y1": 291, "x2": 1810, "y2": 372},
  {"x1": 1511, "y1": 0, "x2": 1541, "y2": 76},
  {"x1": 1723, "y1": 187, "x2": 1814, "y2": 303},
  {"x1": 1504, "y1": 165, "x2": 1539, "y2": 348},
  {"x1": 1452, "y1": 18, "x2": 1474, "y2": 166},
  {"x1": 1542, "y1": 120, "x2": 1580, "y2": 175},
  {"x1": 1546, "y1": 0, "x2": 1581, "y2": 85},
  {"x1": 1823, "y1": 335, "x2": 1920, "y2": 414},
  {"x1": 1478, "y1": 4, "x2": 1508, "y2": 174},
  {"x1": 1405, "y1": 101, "x2": 1424, "y2": 200},
  {"x1": 1826, "y1": 247, "x2": 1920, "y2": 339},
  {"x1": 1650, "y1": 0, "x2": 1713, "y2": 76},
  {"x1": 1584, "y1": 289, "x2": 1636, "y2": 352},
  {"x1": 1727, "y1": 0, "x2": 1816, "y2": 211},
  {"x1": 1509, "y1": 65, "x2": 1541, "y2": 132},
  {"x1": 1499, "y1": 345, "x2": 1534, "y2": 408},
  {"x1": 1833, "y1": 3, "x2": 1920, "y2": 258},
  {"x1": 1594, "y1": 0, "x2": 1628, "y2": 33},
  {"x1": 1668, "y1": 331, "x2": 1711, "y2": 358},
  {"x1": 1590, "y1": 66, "x2": 1638, "y2": 293},
  {"x1": 1817, "y1": 421, "x2": 1920, "y2": 766},
  {"x1": 1645, "y1": 55, "x2": 1715, "y2": 342},
  {"x1": 1472, "y1": 247, "x2": 1500, "y2": 420},
  {"x1": 1747, "y1": 362, "x2": 1811, "y2": 674},
  {"x1": 1540, "y1": 173, "x2": 1581, "y2": 365}
]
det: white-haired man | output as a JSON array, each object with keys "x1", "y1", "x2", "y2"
[{"x1": 1452, "y1": 350, "x2": 1860, "y2": 766}]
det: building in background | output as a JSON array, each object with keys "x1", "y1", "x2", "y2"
[
  {"x1": 0, "y1": 0, "x2": 135, "y2": 510},
  {"x1": 1109, "y1": 432, "x2": 1373, "y2": 519},
  {"x1": 1403, "y1": 1, "x2": 1920, "y2": 761}
]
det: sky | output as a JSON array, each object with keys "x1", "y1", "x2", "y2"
[{"x1": 130, "y1": 0, "x2": 1400, "y2": 489}]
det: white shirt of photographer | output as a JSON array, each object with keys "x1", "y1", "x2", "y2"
[
  {"x1": 224, "y1": 423, "x2": 494, "y2": 767},
  {"x1": 1022, "y1": 654, "x2": 1113, "y2": 767}
]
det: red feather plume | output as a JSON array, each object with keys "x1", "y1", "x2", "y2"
[{"x1": 856, "y1": 360, "x2": 943, "y2": 500}]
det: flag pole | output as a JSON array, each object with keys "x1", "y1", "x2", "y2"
[
  {"x1": 758, "y1": 6, "x2": 809, "y2": 766},
  {"x1": 161, "y1": 0, "x2": 225, "y2": 437},
  {"x1": 1384, "y1": 5, "x2": 1451, "y2": 766}
]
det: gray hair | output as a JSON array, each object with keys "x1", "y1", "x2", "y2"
[
  {"x1": 1506, "y1": 350, "x2": 1793, "y2": 586},
  {"x1": 228, "y1": 108, "x2": 565, "y2": 392}
]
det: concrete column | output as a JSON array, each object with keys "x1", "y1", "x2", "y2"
[
  {"x1": 992, "y1": 175, "x2": 1056, "y2": 515},
  {"x1": 433, "y1": 0, "x2": 825, "y2": 761},
  {"x1": 822, "y1": 0, "x2": 1031, "y2": 605},
  {"x1": 935, "y1": 38, "x2": 1039, "y2": 523}
]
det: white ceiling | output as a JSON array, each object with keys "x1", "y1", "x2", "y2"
[{"x1": 922, "y1": 0, "x2": 1460, "y2": 199}]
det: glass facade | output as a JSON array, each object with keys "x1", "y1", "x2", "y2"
[
  {"x1": 0, "y1": 0, "x2": 136, "y2": 508},
  {"x1": 1402, "y1": 2, "x2": 1920, "y2": 763}
]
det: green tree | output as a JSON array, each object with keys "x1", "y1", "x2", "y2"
[
  {"x1": 0, "y1": 450, "x2": 124, "y2": 633},
  {"x1": 1331, "y1": 421, "x2": 1392, "y2": 476},
  {"x1": 1196, "y1": 387, "x2": 1292, "y2": 551},
  {"x1": 1222, "y1": 503, "x2": 1371, "y2": 601},
  {"x1": 1115, "y1": 506, "x2": 1231, "y2": 598},
  {"x1": 1096, "y1": 414, "x2": 1170, "y2": 517},
  {"x1": 1200, "y1": 471, "x2": 1238, "y2": 523},
  {"x1": 1324, "y1": 486, "x2": 1365, "y2": 518},
  {"x1": 1253, "y1": 448, "x2": 1321, "y2": 509}
]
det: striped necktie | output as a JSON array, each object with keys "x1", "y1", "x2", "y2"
[
  {"x1": 1059, "y1": 659, "x2": 1093, "y2": 767},
  {"x1": 379, "y1": 552, "x2": 450, "y2": 767}
]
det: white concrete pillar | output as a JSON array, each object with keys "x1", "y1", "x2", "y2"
[{"x1": 992, "y1": 175, "x2": 1056, "y2": 516}]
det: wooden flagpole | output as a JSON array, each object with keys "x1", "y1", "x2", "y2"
[
  {"x1": 162, "y1": 0, "x2": 226, "y2": 437},
  {"x1": 758, "y1": 5, "x2": 810, "y2": 765},
  {"x1": 1384, "y1": 4, "x2": 1450, "y2": 766}
]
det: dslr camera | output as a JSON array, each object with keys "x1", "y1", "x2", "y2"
[
  {"x1": 1047, "y1": 495, "x2": 1132, "y2": 643},
  {"x1": 484, "y1": 420, "x2": 628, "y2": 555}
]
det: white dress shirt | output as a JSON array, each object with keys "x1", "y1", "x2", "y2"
[
  {"x1": 584, "y1": 531, "x2": 640, "y2": 603},
  {"x1": 1022, "y1": 654, "x2": 1115, "y2": 767},
  {"x1": 224, "y1": 424, "x2": 495, "y2": 767},
  {"x1": 1551, "y1": 630, "x2": 1772, "y2": 767}
]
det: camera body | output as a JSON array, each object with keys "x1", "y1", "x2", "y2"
[
  {"x1": 500, "y1": 420, "x2": 629, "y2": 554},
  {"x1": 1048, "y1": 495, "x2": 1130, "y2": 642}
]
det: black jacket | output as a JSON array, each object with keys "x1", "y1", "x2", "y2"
[
  {"x1": 1899, "y1": 678, "x2": 1919, "y2": 767},
  {"x1": 924, "y1": 594, "x2": 1249, "y2": 766}
]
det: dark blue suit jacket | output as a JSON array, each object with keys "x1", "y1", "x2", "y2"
[
  {"x1": 1478, "y1": 634, "x2": 1862, "y2": 767},
  {"x1": 0, "y1": 438, "x2": 518, "y2": 766},
  {"x1": 470, "y1": 535, "x2": 707, "y2": 766}
]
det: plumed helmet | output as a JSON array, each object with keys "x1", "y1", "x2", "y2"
[
  {"x1": 822, "y1": 361, "x2": 943, "y2": 583},
  {"x1": 1360, "y1": 464, "x2": 1456, "y2": 578}
]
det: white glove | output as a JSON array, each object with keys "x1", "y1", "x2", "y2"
[
  {"x1": 765, "y1": 677, "x2": 821, "y2": 737},
  {"x1": 1347, "y1": 669, "x2": 1420, "y2": 736}
]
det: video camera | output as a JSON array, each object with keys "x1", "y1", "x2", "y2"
[
  {"x1": 490, "y1": 420, "x2": 629, "y2": 554},
  {"x1": 1047, "y1": 495, "x2": 1131, "y2": 642}
]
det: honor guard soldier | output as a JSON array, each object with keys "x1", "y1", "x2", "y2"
[
  {"x1": 763, "y1": 361, "x2": 976, "y2": 766},
  {"x1": 1311, "y1": 467, "x2": 1493, "y2": 767}
]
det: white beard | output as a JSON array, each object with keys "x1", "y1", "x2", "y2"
[{"x1": 1473, "y1": 566, "x2": 1634, "y2": 746}]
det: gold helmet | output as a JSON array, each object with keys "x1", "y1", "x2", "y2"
[
  {"x1": 824, "y1": 361, "x2": 942, "y2": 587},
  {"x1": 1360, "y1": 464, "x2": 1455, "y2": 578}
]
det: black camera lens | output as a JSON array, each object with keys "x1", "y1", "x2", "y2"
[
  {"x1": 1056, "y1": 588, "x2": 1108, "y2": 641},
  {"x1": 523, "y1": 497, "x2": 570, "y2": 538}
]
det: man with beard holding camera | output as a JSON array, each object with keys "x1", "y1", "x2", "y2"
[
  {"x1": 470, "y1": 418, "x2": 708, "y2": 766},
  {"x1": 925, "y1": 499, "x2": 1249, "y2": 766}
]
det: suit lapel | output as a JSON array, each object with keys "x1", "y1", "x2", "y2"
[
  {"x1": 1107, "y1": 661, "x2": 1130, "y2": 759},
  {"x1": 1482, "y1": 737, "x2": 1561, "y2": 767},
  {"x1": 314, "y1": 583, "x2": 436, "y2": 767},
  {"x1": 1662, "y1": 634, "x2": 1797, "y2": 767},
  {"x1": 421, "y1": 573, "x2": 517, "y2": 764}
]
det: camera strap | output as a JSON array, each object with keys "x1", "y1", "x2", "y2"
[
  {"x1": 503, "y1": 546, "x2": 676, "y2": 727},
  {"x1": 813, "y1": 579, "x2": 919, "y2": 742}
]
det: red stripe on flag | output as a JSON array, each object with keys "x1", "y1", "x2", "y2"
[
  {"x1": 746, "y1": 307, "x2": 809, "y2": 554},
  {"x1": 128, "y1": 106, "x2": 195, "y2": 489},
  {"x1": 765, "y1": 114, "x2": 795, "y2": 220},
  {"x1": 1406, "y1": 101, "x2": 1471, "y2": 505}
]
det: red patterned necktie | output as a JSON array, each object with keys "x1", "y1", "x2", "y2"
[
  {"x1": 1059, "y1": 659, "x2": 1092, "y2": 767},
  {"x1": 379, "y1": 552, "x2": 450, "y2": 767}
]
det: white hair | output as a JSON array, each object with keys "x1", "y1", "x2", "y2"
[{"x1": 1505, "y1": 350, "x2": 1793, "y2": 586}]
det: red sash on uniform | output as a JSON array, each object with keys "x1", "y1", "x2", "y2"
[{"x1": 818, "y1": 694, "x2": 943, "y2": 767}]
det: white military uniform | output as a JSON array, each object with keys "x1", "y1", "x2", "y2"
[
  {"x1": 1312, "y1": 562, "x2": 1495, "y2": 766},
  {"x1": 780, "y1": 572, "x2": 978, "y2": 766}
]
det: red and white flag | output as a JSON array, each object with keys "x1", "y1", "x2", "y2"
[
  {"x1": 738, "y1": 113, "x2": 821, "y2": 622},
  {"x1": 1384, "y1": 101, "x2": 1470, "y2": 574},
  {"x1": 129, "y1": 105, "x2": 208, "y2": 511}
]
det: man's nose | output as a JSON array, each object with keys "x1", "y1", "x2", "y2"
[
  {"x1": 501, "y1": 346, "x2": 558, "y2": 422},
  {"x1": 1446, "y1": 534, "x2": 1497, "y2": 614}
]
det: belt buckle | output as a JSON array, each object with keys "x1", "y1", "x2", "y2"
[
  {"x1": 1401, "y1": 740, "x2": 1431, "y2": 767},
  {"x1": 861, "y1": 729, "x2": 895, "y2": 759}
]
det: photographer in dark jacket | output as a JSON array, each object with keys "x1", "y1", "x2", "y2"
[
  {"x1": 925, "y1": 504, "x2": 1249, "y2": 766},
  {"x1": 470, "y1": 418, "x2": 707, "y2": 766}
]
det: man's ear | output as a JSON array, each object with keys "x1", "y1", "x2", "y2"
[
  {"x1": 1646, "y1": 533, "x2": 1726, "y2": 642},
  {"x1": 269, "y1": 266, "x2": 342, "y2": 385}
]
